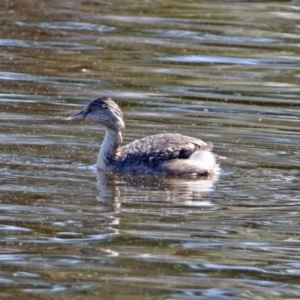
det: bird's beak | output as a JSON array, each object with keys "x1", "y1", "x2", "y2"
[{"x1": 68, "y1": 110, "x2": 86, "y2": 120}]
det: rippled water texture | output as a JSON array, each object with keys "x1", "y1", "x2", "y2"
[{"x1": 0, "y1": 0, "x2": 300, "y2": 299}]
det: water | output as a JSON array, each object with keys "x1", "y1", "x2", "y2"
[{"x1": 0, "y1": 0, "x2": 300, "y2": 299}]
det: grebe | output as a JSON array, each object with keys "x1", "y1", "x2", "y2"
[{"x1": 68, "y1": 97, "x2": 219, "y2": 177}]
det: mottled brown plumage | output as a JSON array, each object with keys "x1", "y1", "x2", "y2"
[{"x1": 68, "y1": 97, "x2": 219, "y2": 177}]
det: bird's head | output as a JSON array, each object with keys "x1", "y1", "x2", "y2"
[{"x1": 68, "y1": 97, "x2": 125, "y2": 131}]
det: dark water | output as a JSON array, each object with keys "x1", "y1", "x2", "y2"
[{"x1": 0, "y1": 0, "x2": 300, "y2": 299}]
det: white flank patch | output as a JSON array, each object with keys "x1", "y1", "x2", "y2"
[{"x1": 188, "y1": 151, "x2": 218, "y2": 171}]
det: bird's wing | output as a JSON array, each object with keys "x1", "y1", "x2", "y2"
[{"x1": 115, "y1": 133, "x2": 212, "y2": 168}]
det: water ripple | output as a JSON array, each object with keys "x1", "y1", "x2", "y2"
[
  {"x1": 149, "y1": 29, "x2": 279, "y2": 43},
  {"x1": 0, "y1": 38, "x2": 102, "y2": 50},
  {"x1": 0, "y1": 71, "x2": 108, "y2": 85},
  {"x1": 158, "y1": 55, "x2": 300, "y2": 66},
  {"x1": 16, "y1": 21, "x2": 115, "y2": 32}
]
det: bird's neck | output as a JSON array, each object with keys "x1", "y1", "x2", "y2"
[{"x1": 97, "y1": 127, "x2": 123, "y2": 169}]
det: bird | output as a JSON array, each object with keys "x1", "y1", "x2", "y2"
[{"x1": 68, "y1": 97, "x2": 219, "y2": 177}]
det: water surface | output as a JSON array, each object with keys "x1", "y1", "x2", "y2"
[{"x1": 0, "y1": 0, "x2": 300, "y2": 299}]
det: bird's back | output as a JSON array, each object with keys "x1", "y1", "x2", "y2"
[{"x1": 112, "y1": 133, "x2": 217, "y2": 176}]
